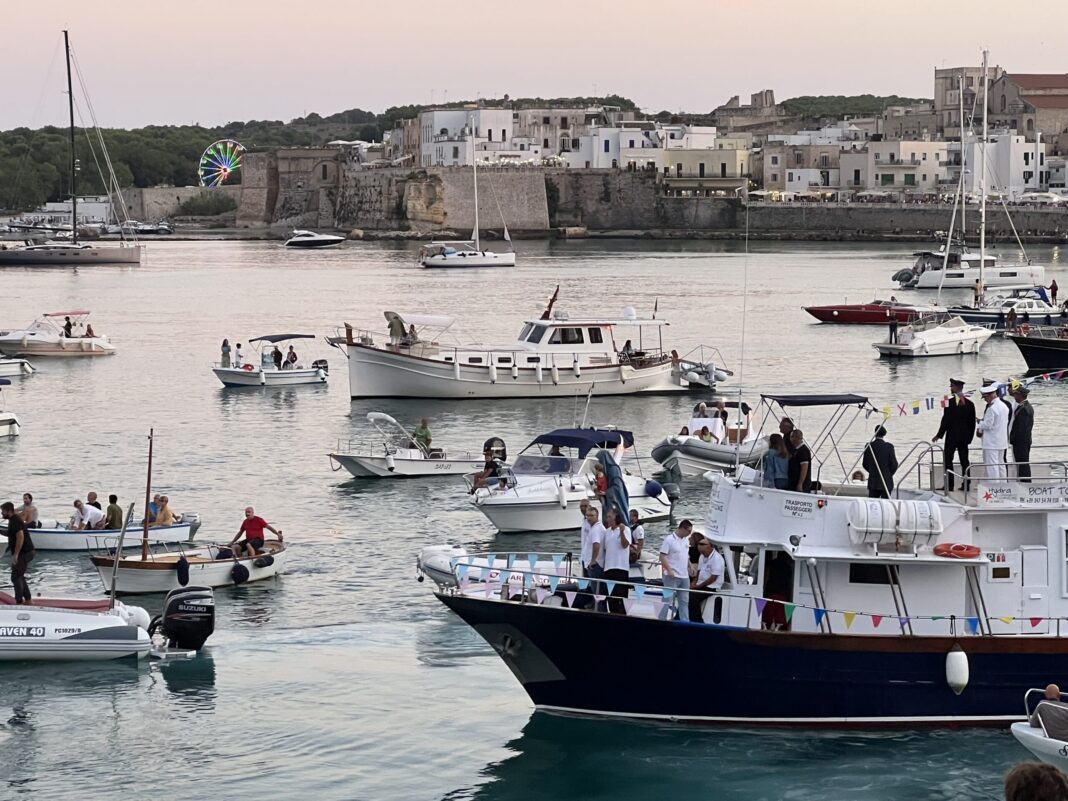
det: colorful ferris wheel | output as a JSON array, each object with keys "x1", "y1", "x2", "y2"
[{"x1": 198, "y1": 139, "x2": 245, "y2": 187}]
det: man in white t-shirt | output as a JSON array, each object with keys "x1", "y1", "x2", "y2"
[
  {"x1": 72, "y1": 499, "x2": 105, "y2": 530},
  {"x1": 659, "y1": 519, "x2": 693, "y2": 621},
  {"x1": 628, "y1": 509, "x2": 645, "y2": 564},
  {"x1": 601, "y1": 508, "x2": 632, "y2": 614},
  {"x1": 691, "y1": 538, "x2": 725, "y2": 622}
]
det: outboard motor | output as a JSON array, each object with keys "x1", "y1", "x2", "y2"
[
  {"x1": 312, "y1": 358, "x2": 329, "y2": 374},
  {"x1": 151, "y1": 586, "x2": 216, "y2": 652},
  {"x1": 483, "y1": 437, "x2": 507, "y2": 462},
  {"x1": 180, "y1": 512, "x2": 202, "y2": 539}
]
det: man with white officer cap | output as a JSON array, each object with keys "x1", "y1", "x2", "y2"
[{"x1": 976, "y1": 380, "x2": 1009, "y2": 480}]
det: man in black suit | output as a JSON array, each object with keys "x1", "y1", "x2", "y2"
[
  {"x1": 932, "y1": 378, "x2": 976, "y2": 491},
  {"x1": 863, "y1": 426, "x2": 899, "y2": 498},
  {"x1": 1009, "y1": 384, "x2": 1034, "y2": 482}
]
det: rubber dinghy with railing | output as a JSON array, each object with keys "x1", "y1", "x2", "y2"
[{"x1": 425, "y1": 392, "x2": 1068, "y2": 726}]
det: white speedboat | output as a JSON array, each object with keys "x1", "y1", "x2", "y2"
[
  {"x1": 873, "y1": 315, "x2": 993, "y2": 358},
  {"x1": 328, "y1": 412, "x2": 495, "y2": 478},
  {"x1": 213, "y1": 333, "x2": 328, "y2": 387},
  {"x1": 0, "y1": 592, "x2": 151, "y2": 661},
  {"x1": 5, "y1": 515, "x2": 201, "y2": 552},
  {"x1": 468, "y1": 428, "x2": 672, "y2": 533},
  {"x1": 0, "y1": 310, "x2": 115, "y2": 357},
  {"x1": 91, "y1": 540, "x2": 286, "y2": 594},
  {"x1": 283, "y1": 230, "x2": 345, "y2": 248},
  {"x1": 948, "y1": 287, "x2": 1062, "y2": 330},
  {"x1": 1011, "y1": 689, "x2": 1068, "y2": 772},
  {"x1": 0, "y1": 357, "x2": 35, "y2": 377},
  {"x1": 650, "y1": 401, "x2": 767, "y2": 476},
  {"x1": 0, "y1": 378, "x2": 20, "y2": 437},
  {"x1": 329, "y1": 291, "x2": 730, "y2": 399}
]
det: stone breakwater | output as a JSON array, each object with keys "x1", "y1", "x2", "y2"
[{"x1": 229, "y1": 156, "x2": 1068, "y2": 243}]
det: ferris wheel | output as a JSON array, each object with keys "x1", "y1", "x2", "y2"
[{"x1": 198, "y1": 139, "x2": 245, "y2": 187}]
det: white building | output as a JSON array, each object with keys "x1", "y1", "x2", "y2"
[
  {"x1": 839, "y1": 140, "x2": 949, "y2": 194},
  {"x1": 34, "y1": 195, "x2": 115, "y2": 224},
  {"x1": 565, "y1": 124, "x2": 659, "y2": 169},
  {"x1": 963, "y1": 131, "x2": 1048, "y2": 198},
  {"x1": 420, "y1": 108, "x2": 530, "y2": 166},
  {"x1": 659, "y1": 124, "x2": 718, "y2": 149}
]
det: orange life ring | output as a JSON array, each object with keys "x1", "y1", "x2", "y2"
[
  {"x1": 933, "y1": 542, "x2": 981, "y2": 559},
  {"x1": 242, "y1": 364, "x2": 255, "y2": 371}
]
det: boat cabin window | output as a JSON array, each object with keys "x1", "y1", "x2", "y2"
[
  {"x1": 848, "y1": 563, "x2": 893, "y2": 585},
  {"x1": 525, "y1": 356, "x2": 541, "y2": 363},
  {"x1": 467, "y1": 357, "x2": 484, "y2": 364},
  {"x1": 587, "y1": 328, "x2": 604, "y2": 344},
  {"x1": 518, "y1": 323, "x2": 533, "y2": 340},
  {"x1": 496, "y1": 357, "x2": 512, "y2": 364},
  {"x1": 511, "y1": 454, "x2": 576, "y2": 475},
  {"x1": 548, "y1": 327, "x2": 584, "y2": 345},
  {"x1": 526, "y1": 325, "x2": 548, "y2": 344}
]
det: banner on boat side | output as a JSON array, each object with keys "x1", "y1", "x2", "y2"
[
  {"x1": 782, "y1": 496, "x2": 816, "y2": 519},
  {"x1": 977, "y1": 482, "x2": 1068, "y2": 508}
]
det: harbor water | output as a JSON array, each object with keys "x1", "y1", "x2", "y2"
[{"x1": 0, "y1": 238, "x2": 1063, "y2": 800}]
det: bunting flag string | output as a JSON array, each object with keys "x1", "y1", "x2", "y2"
[
  {"x1": 967, "y1": 617, "x2": 980, "y2": 634},
  {"x1": 486, "y1": 554, "x2": 495, "y2": 569},
  {"x1": 1031, "y1": 617, "x2": 1043, "y2": 628},
  {"x1": 506, "y1": 554, "x2": 516, "y2": 569},
  {"x1": 843, "y1": 612, "x2": 857, "y2": 629},
  {"x1": 604, "y1": 580, "x2": 617, "y2": 595},
  {"x1": 456, "y1": 563, "x2": 469, "y2": 580},
  {"x1": 535, "y1": 588, "x2": 548, "y2": 604},
  {"x1": 663, "y1": 588, "x2": 675, "y2": 602},
  {"x1": 634, "y1": 585, "x2": 647, "y2": 601},
  {"x1": 527, "y1": 554, "x2": 538, "y2": 569},
  {"x1": 813, "y1": 608, "x2": 826, "y2": 627},
  {"x1": 899, "y1": 617, "x2": 909, "y2": 629},
  {"x1": 623, "y1": 598, "x2": 637, "y2": 615},
  {"x1": 551, "y1": 554, "x2": 564, "y2": 568},
  {"x1": 577, "y1": 578, "x2": 589, "y2": 590},
  {"x1": 753, "y1": 598, "x2": 767, "y2": 617},
  {"x1": 783, "y1": 603, "x2": 796, "y2": 622},
  {"x1": 564, "y1": 591, "x2": 577, "y2": 608},
  {"x1": 547, "y1": 575, "x2": 560, "y2": 593},
  {"x1": 877, "y1": 369, "x2": 1068, "y2": 420},
  {"x1": 998, "y1": 616, "x2": 1014, "y2": 625}
]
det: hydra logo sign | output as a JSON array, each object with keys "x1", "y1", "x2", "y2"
[{"x1": 978, "y1": 482, "x2": 1068, "y2": 508}]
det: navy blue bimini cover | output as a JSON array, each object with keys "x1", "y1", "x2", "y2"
[
  {"x1": 529, "y1": 428, "x2": 635, "y2": 458},
  {"x1": 248, "y1": 334, "x2": 316, "y2": 344},
  {"x1": 762, "y1": 394, "x2": 868, "y2": 407}
]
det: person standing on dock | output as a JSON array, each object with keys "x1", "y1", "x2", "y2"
[
  {"x1": 932, "y1": 378, "x2": 976, "y2": 492},
  {"x1": 976, "y1": 381, "x2": 1009, "y2": 480},
  {"x1": 1, "y1": 501, "x2": 34, "y2": 604},
  {"x1": 1009, "y1": 384, "x2": 1034, "y2": 482}
]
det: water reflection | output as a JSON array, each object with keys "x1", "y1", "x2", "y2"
[{"x1": 157, "y1": 654, "x2": 217, "y2": 709}]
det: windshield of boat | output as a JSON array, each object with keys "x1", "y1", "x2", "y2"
[{"x1": 511, "y1": 454, "x2": 580, "y2": 475}]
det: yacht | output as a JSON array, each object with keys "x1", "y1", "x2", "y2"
[
  {"x1": 0, "y1": 311, "x2": 115, "y2": 357},
  {"x1": 283, "y1": 230, "x2": 345, "y2": 248},
  {"x1": 872, "y1": 315, "x2": 993, "y2": 358},
  {"x1": 328, "y1": 291, "x2": 730, "y2": 399}
]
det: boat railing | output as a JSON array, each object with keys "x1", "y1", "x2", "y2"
[
  {"x1": 674, "y1": 344, "x2": 732, "y2": 375},
  {"x1": 86, "y1": 536, "x2": 215, "y2": 560},
  {"x1": 437, "y1": 552, "x2": 1068, "y2": 637},
  {"x1": 1008, "y1": 324, "x2": 1068, "y2": 339}
]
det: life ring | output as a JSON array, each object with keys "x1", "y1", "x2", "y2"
[
  {"x1": 242, "y1": 364, "x2": 255, "y2": 371},
  {"x1": 933, "y1": 542, "x2": 981, "y2": 559}
]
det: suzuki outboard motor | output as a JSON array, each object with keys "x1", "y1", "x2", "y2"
[{"x1": 151, "y1": 586, "x2": 216, "y2": 652}]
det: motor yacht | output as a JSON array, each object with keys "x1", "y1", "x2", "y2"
[
  {"x1": 283, "y1": 230, "x2": 345, "y2": 248},
  {"x1": 804, "y1": 298, "x2": 942, "y2": 325},
  {"x1": 873, "y1": 315, "x2": 993, "y2": 358},
  {"x1": 0, "y1": 310, "x2": 115, "y2": 357}
]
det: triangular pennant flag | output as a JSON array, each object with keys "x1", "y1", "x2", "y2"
[
  {"x1": 1031, "y1": 617, "x2": 1043, "y2": 628},
  {"x1": 551, "y1": 553, "x2": 564, "y2": 568},
  {"x1": 484, "y1": 580, "x2": 493, "y2": 598},
  {"x1": 486, "y1": 554, "x2": 495, "y2": 569},
  {"x1": 871, "y1": 615, "x2": 883, "y2": 628},
  {"x1": 652, "y1": 600, "x2": 665, "y2": 619},
  {"x1": 967, "y1": 617, "x2": 980, "y2": 634},
  {"x1": 604, "y1": 580, "x2": 616, "y2": 595},
  {"x1": 623, "y1": 598, "x2": 636, "y2": 615},
  {"x1": 577, "y1": 578, "x2": 589, "y2": 590},
  {"x1": 456, "y1": 563, "x2": 469, "y2": 579},
  {"x1": 783, "y1": 603, "x2": 796, "y2": 622},
  {"x1": 634, "y1": 585, "x2": 646, "y2": 601},
  {"x1": 998, "y1": 616, "x2": 1013, "y2": 625},
  {"x1": 506, "y1": 554, "x2": 516, "y2": 568},
  {"x1": 527, "y1": 553, "x2": 538, "y2": 569},
  {"x1": 548, "y1": 575, "x2": 560, "y2": 593},
  {"x1": 753, "y1": 598, "x2": 767, "y2": 616},
  {"x1": 813, "y1": 608, "x2": 826, "y2": 627},
  {"x1": 535, "y1": 588, "x2": 548, "y2": 604},
  {"x1": 564, "y1": 591, "x2": 577, "y2": 607},
  {"x1": 899, "y1": 617, "x2": 909, "y2": 628},
  {"x1": 843, "y1": 612, "x2": 857, "y2": 629},
  {"x1": 662, "y1": 587, "x2": 675, "y2": 602}
]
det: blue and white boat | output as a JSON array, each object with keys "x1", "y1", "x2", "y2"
[{"x1": 431, "y1": 393, "x2": 1068, "y2": 726}]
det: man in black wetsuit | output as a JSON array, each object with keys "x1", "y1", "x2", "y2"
[{"x1": 932, "y1": 378, "x2": 976, "y2": 491}]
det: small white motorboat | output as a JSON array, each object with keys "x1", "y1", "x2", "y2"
[
  {"x1": 872, "y1": 315, "x2": 993, "y2": 358},
  {"x1": 90, "y1": 540, "x2": 286, "y2": 594},
  {"x1": 0, "y1": 378, "x2": 19, "y2": 437},
  {"x1": 6, "y1": 515, "x2": 201, "y2": 552},
  {"x1": 650, "y1": 401, "x2": 768, "y2": 476},
  {"x1": 328, "y1": 412, "x2": 495, "y2": 478},
  {"x1": 1010, "y1": 688, "x2": 1068, "y2": 772},
  {"x1": 283, "y1": 230, "x2": 345, "y2": 248},
  {"x1": 0, "y1": 310, "x2": 115, "y2": 357},
  {"x1": 0, "y1": 357, "x2": 34, "y2": 377},
  {"x1": 213, "y1": 333, "x2": 328, "y2": 387},
  {"x1": 467, "y1": 428, "x2": 672, "y2": 533}
]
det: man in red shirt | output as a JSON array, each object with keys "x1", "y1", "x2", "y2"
[{"x1": 229, "y1": 506, "x2": 283, "y2": 558}]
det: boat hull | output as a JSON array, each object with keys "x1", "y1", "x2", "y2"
[
  {"x1": 329, "y1": 452, "x2": 485, "y2": 478},
  {"x1": 92, "y1": 545, "x2": 287, "y2": 594},
  {"x1": 804, "y1": 305, "x2": 923, "y2": 325},
  {"x1": 0, "y1": 605, "x2": 148, "y2": 661},
  {"x1": 0, "y1": 335, "x2": 114, "y2": 357},
  {"x1": 874, "y1": 328, "x2": 992, "y2": 358},
  {"x1": 22, "y1": 521, "x2": 196, "y2": 552},
  {"x1": 284, "y1": 238, "x2": 344, "y2": 248},
  {"x1": 0, "y1": 413, "x2": 20, "y2": 437},
  {"x1": 1007, "y1": 334, "x2": 1068, "y2": 370},
  {"x1": 902, "y1": 264, "x2": 1046, "y2": 289},
  {"x1": 339, "y1": 343, "x2": 691, "y2": 399},
  {"x1": 438, "y1": 593, "x2": 1067, "y2": 725},
  {"x1": 213, "y1": 366, "x2": 327, "y2": 387},
  {"x1": 421, "y1": 251, "x2": 516, "y2": 268},
  {"x1": 0, "y1": 245, "x2": 142, "y2": 266},
  {"x1": 1011, "y1": 722, "x2": 1068, "y2": 770},
  {"x1": 650, "y1": 436, "x2": 768, "y2": 476},
  {"x1": 475, "y1": 495, "x2": 670, "y2": 533},
  {"x1": 0, "y1": 358, "x2": 34, "y2": 376}
]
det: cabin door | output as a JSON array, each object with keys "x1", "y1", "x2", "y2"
[
  {"x1": 981, "y1": 550, "x2": 1023, "y2": 634},
  {"x1": 1020, "y1": 545, "x2": 1050, "y2": 634}
]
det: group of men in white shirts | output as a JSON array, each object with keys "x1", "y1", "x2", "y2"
[{"x1": 578, "y1": 500, "x2": 725, "y2": 621}]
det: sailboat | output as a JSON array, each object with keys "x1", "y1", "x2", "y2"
[
  {"x1": 0, "y1": 31, "x2": 142, "y2": 267},
  {"x1": 419, "y1": 119, "x2": 516, "y2": 268}
]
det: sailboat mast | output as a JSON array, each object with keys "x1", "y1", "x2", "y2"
[
  {"x1": 470, "y1": 115, "x2": 480, "y2": 251},
  {"x1": 979, "y1": 50, "x2": 989, "y2": 301},
  {"x1": 958, "y1": 74, "x2": 966, "y2": 246},
  {"x1": 64, "y1": 30, "x2": 78, "y2": 246}
]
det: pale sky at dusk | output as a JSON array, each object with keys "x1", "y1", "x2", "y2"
[{"x1": 3, "y1": 0, "x2": 1065, "y2": 130}]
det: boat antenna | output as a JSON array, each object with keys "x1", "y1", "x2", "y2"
[
  {"x1": 979, "y1": 49, "x2": 989, "y2": 305},
  {"x1": 141, "y1": 428, "x2": 153, "y2": 561},
  {"x1": 108, "y1": 502, "x2": 136, "y2": 609},
  {"x1": 63, "y1": 30, "x2": 78, "y2": 246},
  {"x1": 733, "y1": 184, "x2": 751, "y2": 476}
]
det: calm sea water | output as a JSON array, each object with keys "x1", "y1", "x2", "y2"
[{"x1": 0, "y1": 238, "x2": 1063, "y2": 800}]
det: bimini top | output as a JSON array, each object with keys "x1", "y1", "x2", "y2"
[
  {"x1": 762, "y1": 394, "x2": 870, "y2": 407},
  {"x1": 248, "y1": 334, "x2": 316, "y2": 344},
  {"x1": 529, "y1": 428, "x2": 635, "y2": 457},
  {"x1": 43, "y1": 310, "x2": 91, "y2": 317}
]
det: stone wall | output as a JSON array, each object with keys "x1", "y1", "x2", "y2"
[
  {"x1": 546, "y1": 169, "x2": 660, "y2": 229},
  {"x1": 122, "y1": 185, "x2": 242, "y2": 221},
  {"x1": 235, "y1": 152, "x2": 278, "y2": 227}
]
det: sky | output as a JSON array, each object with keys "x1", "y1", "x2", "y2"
[{"x1": 3, "y1": 0, "x2": 1066, "y2": 130}]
